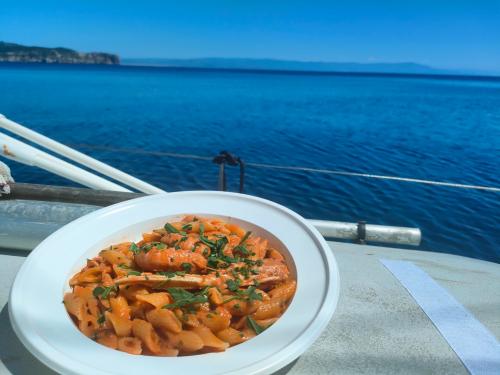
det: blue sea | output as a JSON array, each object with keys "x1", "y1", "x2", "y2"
[{"x1": 1, "y1": 63, "x2": 499, "y2": 263}]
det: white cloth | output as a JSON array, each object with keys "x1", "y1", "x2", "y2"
[
  {"x1": 0, "y1": 160, "x2": 14, "y2": 195},
  {"x1": 381, "y1": 259, "x2": 500, "y2": 375}
]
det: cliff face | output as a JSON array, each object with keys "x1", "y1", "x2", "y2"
[{"x1": 0, "y1": 42, "x2": 119, "y2": 65}]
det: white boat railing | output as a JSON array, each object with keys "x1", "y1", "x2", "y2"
[
  {"x1": 0, "y1": 195, "x2": 422, "y2": 249},
  {"x1": 0, "y1": 131, "x2": 129, "y2": 191},
  {"x1": 0, "y1": 114, "x2": 165, "y2": 194}
]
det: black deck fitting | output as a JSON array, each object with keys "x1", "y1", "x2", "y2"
[
  {"x1": 212, "y1": 151, "x2": 245, "y2": 193},
  {"x1": 356, "y1": 221, "x2": 367, "y2": 244}
]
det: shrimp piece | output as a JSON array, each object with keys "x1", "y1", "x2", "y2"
[
  {"x1": 160, "y1": 233, "x2": 184, "y2": 246},
  {"x1": 134, "y1": 248, "x2": 207, "y2": 272},
  {"x1": 250, "y1": 258, "x2": 289, "y2": 285},
  {"x1": 247, "y1": 237, "x2": 268, "y2": 260},
  {"x1": 117, "y1": 258, "x2": 289, "y2": 289}
]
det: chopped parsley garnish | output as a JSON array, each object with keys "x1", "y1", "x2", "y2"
[
  {"x1": 198, "y1": 223, "x2": 216, "y2": 247},
  {"x1": 156, "y1": 271, "x2": 186, "y2": 278},
  {"x1": 181, "y1": 263, "x2": 192, "y2": 273},
  {"x1": 164, "y1": 222, "x2": 180, "y2": 234},
  {"x1": 226, "y1": 279, "x2": 241, "y2": 292},
  {"x1": 97, "y1": 314, "x2": 106, "y2": 325},
  {"x1": 199, "y1": 235, "x2": 216, "y2": 248},
  {"x1": 133, "y1": 242, "x2": 166, "y2": 254},
  {"x1": 222, "y1": 284, "x2": 262, "y2": 303},
  {"x1": 140, "y1": 243, "x2": 153, "y2": 252},
  {"x1": 240, "y1": 231, "x2": 252, "y2": 244},
  {"x1": 93, "y1": 285, "x2": 117, "y2": 299},
  {"x1": 129, "y1": 243, "x2": 141, "y2": 254},
  {"x1": 234, "y1": 231, "x2": 252, "y2": 257},
  {"x1": 247, "y1": 316, "x2": 266, "y2": 335},
  {"x1": 234, "y1": 244, "x2": 250, "y2": 256},
  {"x1": 244, "y1": 286, "x2": 263, "y2": 302},
  {"x1": 163, "y1": 287, "x2": 208, "y2": 309},
  {"x1": 214, "y1": 237, "x2": 228, "y2": 254}
]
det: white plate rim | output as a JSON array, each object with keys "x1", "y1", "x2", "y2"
[{"x1": 9, "y1": 191, "x2": 340, "y2": 375}]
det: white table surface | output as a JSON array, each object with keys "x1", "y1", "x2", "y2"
[{"x1": 1, "y1": 242, "x2": 499, "y2": 375}]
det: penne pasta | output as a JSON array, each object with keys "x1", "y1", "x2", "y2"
[
  {"x1": 117, "y1": 336, "x2": 142, "y2": 355},
  {"x1": 132, "y1": 319, "x2": 161, "y2": 354},
  {"x1": 216, "y1": 327, "x2": 246, "y2": 345},
  {"x1": 167, "y1": 330, "x2": 204, "y2": 353},
  {"x1": 146, "y1": 308, "x2": 182, "y2": 333},
  {"x1": 191, "y1": 325, "x2": 229, "y2": 351},
  {"x1": 64, "y1": 215, "x2": 296, "y2": 356},
  {"x1": 136, "y1": 292, "x2": 171, "y2": 308},
  {"x1": 106, "y1": 311, "x2": 133, "y2": 337},
  {"x1": 109, "y1": 296, "x2": 131, "y2": 319}
]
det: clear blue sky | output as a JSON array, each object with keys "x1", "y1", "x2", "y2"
[{"x1": 1, "y1": 0, "x2": 499, "y2": 72}]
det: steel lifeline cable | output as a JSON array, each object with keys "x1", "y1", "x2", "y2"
[{"x1": 70, "y1": 144, "x2": 500, "y2": 193}]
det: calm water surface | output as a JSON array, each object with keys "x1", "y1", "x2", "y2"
[{"x1": 1, "y1": 64, "x2": 499, "y2": 262}]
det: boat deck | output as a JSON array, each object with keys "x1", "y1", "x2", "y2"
[{"x1": 1, "y1": 242, "x2": 498, "y2": 374}]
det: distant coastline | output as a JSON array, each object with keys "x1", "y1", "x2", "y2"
[
  {"x1": 2, "y1": 61, "x2": 500, "y2": 82},
  {"x1": 0, "y1": 41, "x2": 496, "y2": 76},
  {"x1": 122, "y1": 57, "x2": 453, "y2": 75},
  {"x1": 0, "y1": 42, "x2": 119, "y2": 65}
]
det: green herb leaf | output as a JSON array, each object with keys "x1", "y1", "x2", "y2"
[
  {"x1": 199, "y1": 235, "x2": 216, "y2": 248},
  {"x1": 129, "y1": 243, "x2": 141, "y2": 254},
  {"x1": 140, "y1": 243, "x2": 153, "y2": 252},
  {"x1": 93, "y1": 285, "x2": 117, "y2": 299},
  {"x1": 162, "y1": 287, "x2": 208, "y2": 309},
  {"x1": 234, "y1": 244, "x2": 250, "y2": 256},
  {"x1": 92, "y1": 286, "x2": 105, "y2": 298},
  {"x1": 244, "y1": 286, "x2": 263, "y2": 302},
  {"x1": 181, "y1": 263, "x2": 192, "y2": 273},
  {"x1": 164, "y1": 223, "x2": 180, "y2": 234},
  {"x1": 182, "y1": 223, "x2": 193, "y2": 231},
  {"x1": 239, "y1": 231, "x2": 252, "y2": 245},
  {"x1": 97, "y1": 314, "x2": 106, "y2": 325},
  {"x1": 222, "y1": 284, "x2": 262, "y2": 304},
  {"x1": 226, "y1": 279, "x2": 241, "y2": 292},
  {"x1": 156, "y1": 271, "x2": 186, "y2": 278},
  {"x1": 215, "y1": 237, "x2": 228, "y2": 255},
  {"x1": 246, "y1": 316, "x2": 266, "y2": 335}
]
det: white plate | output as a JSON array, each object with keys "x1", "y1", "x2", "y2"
[{"x1": 9, "y1": 191, "x2": 339, "y2": 375}]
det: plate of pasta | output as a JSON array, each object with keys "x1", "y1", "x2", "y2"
[{"x1": 9, "y1": 191, "x2": 339, "y2": 375}]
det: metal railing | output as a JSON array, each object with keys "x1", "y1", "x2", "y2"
[
  {"x1": 1, "y1": 184, "x2": 421, "y2": 249},
  {"x1": 0, "y1": 114, "x2": 164, "y2": 193}
]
